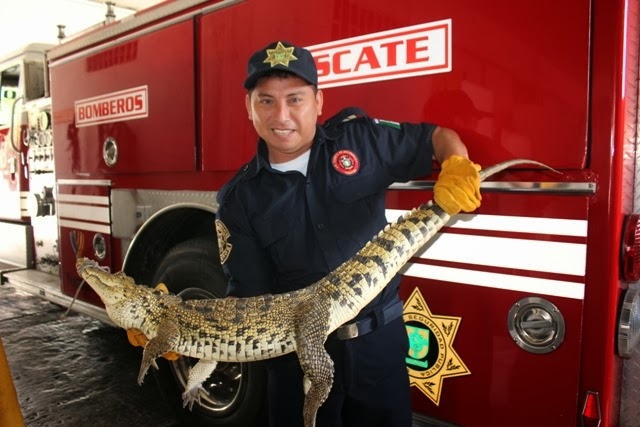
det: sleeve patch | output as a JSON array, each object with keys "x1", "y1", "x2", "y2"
[{"x1": 215, "y1": 219, "x2": 233, "y2": 264}]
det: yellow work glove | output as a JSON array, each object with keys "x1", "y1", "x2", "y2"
[{"x1": 433, "y1": 155, "x2": 482, "y2": 215}]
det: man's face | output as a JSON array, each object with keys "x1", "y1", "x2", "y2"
[{"x1": 246, "y1": 76, "x2": 323, "y2": 164}]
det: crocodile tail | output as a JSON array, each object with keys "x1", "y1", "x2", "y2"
[
  {"x1": 478, "y1": 158, "x2": 557, "y2": 181},
  {"x1": 324, "y1": 158, "x2": 555, "y2": 327}
]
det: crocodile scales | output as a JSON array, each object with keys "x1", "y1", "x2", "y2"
[{"x1": 76, "y1": 159, "x2": 549, "y2": 427}]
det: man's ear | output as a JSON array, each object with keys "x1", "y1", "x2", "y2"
[
  {"x1": 245, "y1": 93, "x2": 252, "y2": 120},
  {"x1": 316, "y1": 89, "x2": 323, "y2": 117}
]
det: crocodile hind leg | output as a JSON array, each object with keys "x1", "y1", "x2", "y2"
[
  {"x1": 294, "y1": 299, "x2": 334, "y2": 427},
  {"x1": 137, "y1": 320, "x2": 180, "y2": 384},
  {"x1": 182, "y1": 360, "x2": 218, "y2": 410},
  {"x1": 300, "y1": 349, "x2": 333, "y2": 427}
]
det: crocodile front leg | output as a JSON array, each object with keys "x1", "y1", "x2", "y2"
[
  {"x1": 137, "y1": 320, "x2": 180, "y2": 384},
  {"x1": 295, "y1": 298, "x2": 334, "y2": 427},
  {"x1": 182, "y1": 360, "x2": 218, "y2": 410}
]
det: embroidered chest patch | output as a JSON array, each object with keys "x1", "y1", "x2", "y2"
[{"x1": 332, "y1": 150, "x2": 360, "y2": 175}]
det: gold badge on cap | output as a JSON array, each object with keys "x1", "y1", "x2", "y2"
[{"x1": 264, "y1": 42, "x2": 298, "y2": 67}]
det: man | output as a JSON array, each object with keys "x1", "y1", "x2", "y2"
[{"x1": 215, "y1": 40, "x2": 481, "y2": 427}]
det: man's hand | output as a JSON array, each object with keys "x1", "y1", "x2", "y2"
[
  {"x1": 433, "y1": 155, "x2": 481, "y2": 215},
  {"x1": 127, "y1": 328, "x2": 181, "y2": 361},
  {"x1": 125, "y1": 282, "x2": 180, "y2": 361}
]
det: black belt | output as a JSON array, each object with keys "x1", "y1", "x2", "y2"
[{"x1": 334, "y1": 299, "x2": 404, "y2": 340}]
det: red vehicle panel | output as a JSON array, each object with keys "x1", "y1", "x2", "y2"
[
  {"x1": 392, "y1": 191, "x2": 589, "y2": 425},
  {"x1": 199, "y1": 0, "x2": 590, "y2": 172},
  {"x1": 50, "y1": 20, "x2": 196, "y2": 178},
  {"x1": 57, "y1": 183, "x2": 112, "y2": 307}
]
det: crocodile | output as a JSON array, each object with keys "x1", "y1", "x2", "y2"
[{"x1": 76, "y1": 158, "x2": 550, "y2": 427}]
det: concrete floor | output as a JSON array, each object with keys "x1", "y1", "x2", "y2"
[{"x1": 0, "y1": 284, "x2": 180, "y2": 427}]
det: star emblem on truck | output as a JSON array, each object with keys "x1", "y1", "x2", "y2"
[
  {"x1": 264, "y1": 41, "x2": 298, "y2": 67},
  {"x1": 403, "y1": 287, "x2": 470, "y2": 406}
]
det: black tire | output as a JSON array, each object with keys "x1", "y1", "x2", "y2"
[{"x1": 151, "y1": 237, "x2": 267, "y2": 427}]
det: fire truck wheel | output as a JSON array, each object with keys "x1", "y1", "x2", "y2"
[{"x1": 151, "y1": 237, "x2": 267, "y2": 427}]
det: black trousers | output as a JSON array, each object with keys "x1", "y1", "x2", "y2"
[{"x1": 266, "y1": 317, "x2": 412, "y2": 427}]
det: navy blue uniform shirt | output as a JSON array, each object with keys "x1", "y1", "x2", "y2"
[{"x1": 216, "y1": 109, "x2": 437, "y2": 320}]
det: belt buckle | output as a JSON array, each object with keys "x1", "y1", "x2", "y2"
[{"x1": 337, "y1": 322, "x2": 359, "y2": 340}]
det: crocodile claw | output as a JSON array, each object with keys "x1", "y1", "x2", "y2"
[
  {"x1": 137, "y1": 361, "x2": 150, "y2": 385},
  {"x1": 137, "y1": 357, "x2": 159, "y2": 385},
  {"x1": 182, "y1": 386, "x2": 202, "y2": 411}
]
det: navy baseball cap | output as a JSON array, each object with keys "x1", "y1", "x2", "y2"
[{"x1": 244, "y1": 41, "x2": 318, "y2": 90}]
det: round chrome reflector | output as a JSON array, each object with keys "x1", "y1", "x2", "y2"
[
  {"x1": 103, "y1": 137, "x2": 118, "y2": 167},
  {"x1": 508, "y1": 297, "x2": 565, "y2": 354},
  {"x1": 617, "y1": 288, "x2": 640, "y2": 358},
  {"x1": 93, "y1": 233, "x2": 107, "y2": 260}
]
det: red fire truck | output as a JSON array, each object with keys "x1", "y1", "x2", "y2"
[{"x1": 1, "y1": 0, "x2": 639, "y2": 425}]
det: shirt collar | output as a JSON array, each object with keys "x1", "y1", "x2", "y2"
[{"x1": 246, "y1": 124, "x2": 335, "y2": 178}]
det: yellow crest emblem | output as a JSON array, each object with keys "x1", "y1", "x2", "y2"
[{"x1": 403, "y1": 287, "x2": 471, "y2": 406}]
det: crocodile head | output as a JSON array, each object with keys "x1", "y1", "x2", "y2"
[
  {"x1": 75, "y1": 257, "x2": 173, "y2": 329},
  {"x1": 76, "y1": 257, "x2": 140, "y2": 303}
]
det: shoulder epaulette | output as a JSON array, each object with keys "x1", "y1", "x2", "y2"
[
  {"x1": 322, "y1": 107, "x2": 368, "y2": 130},
  {"x1": 216, "y1": 162, "x2": 253, "y2": 205}
]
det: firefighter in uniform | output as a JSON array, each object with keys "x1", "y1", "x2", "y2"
[{"x1": 215, "y1": 41, "x2": 482, "y2": 427}]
